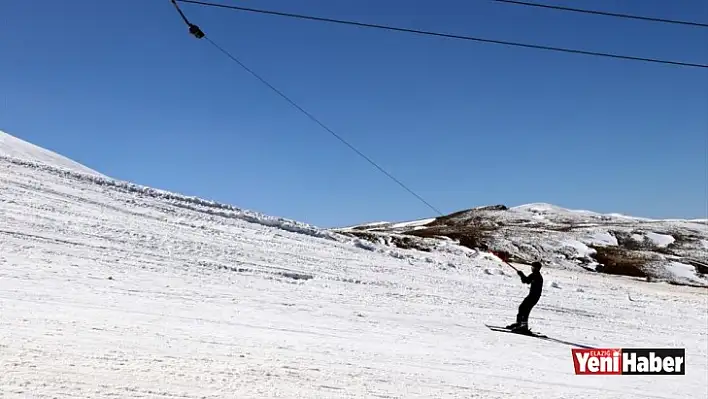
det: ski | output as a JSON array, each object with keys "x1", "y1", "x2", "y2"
[
  {"x1": 485, "y1": 324, "x2": 597, "y2": 348},
  {"x1": 485, "y1": 324, "x2": 548, "y2": 338}
]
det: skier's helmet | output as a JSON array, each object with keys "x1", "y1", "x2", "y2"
[{"x1": 531, "y1": 261, "x2": 542, "y2": 269}]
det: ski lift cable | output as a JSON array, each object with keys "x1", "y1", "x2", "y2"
[
  {"x1": 168, "y1": 0, "x2": 445, "y2": 217},
  {"x1": 174, "y1": 0, "x2": 708, "y2": 69},
  {"x1": 493, "y1": 0, "x2": 708, "y2": 29}
]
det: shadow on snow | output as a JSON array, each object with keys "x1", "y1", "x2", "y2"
[{"x1": 486, "y1": 325, "x2": 597, "y2": 349}]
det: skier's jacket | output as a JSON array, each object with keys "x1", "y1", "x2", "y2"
[{"x1": 518, "y1": 269, "x2": 543, "y2": 299}]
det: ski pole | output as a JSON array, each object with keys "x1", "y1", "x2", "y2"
[{"x1": 503, "y1": 260, "x2": 519, "y2": 272}]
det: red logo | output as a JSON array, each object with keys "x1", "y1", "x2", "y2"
[
  {"x1": 572, "y1": 348, "x2": 622, "y2": 374},
  {"x1": 571, "y1": 348, "x2": 685, "y2": 375}
]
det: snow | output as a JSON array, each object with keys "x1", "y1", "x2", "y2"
[
  {"x1": 337, "y1": 217, "x2": 436, "y2": 233},
  {"x1": 631, "y1": 233, "x2": 645, "y2": 242},
  {"x1": 361, "y1": 221, "x2": 389, "y2": 227},
  {"x1": 585, "y1": 231, "x2": 618, "y2": 246},
  {"x1": 511, "y1": 203, "x2": 578, "y2": 214},
  {"x1": 0, "y1": 129, "x2": 104, "y2": 177},
  {"x1": 340, "y1": 221, "x2": 389, "y2": 230},
  {"x1": 626, "y1": 232, "x2": 676, "y2": 248},
  {"x1": 645, "y1": 232, "x2": 676, "y2": 248},
  {"x1": 560, "y1": 239, "x2": 595, "y2": 259},
  {"x1": 665, "y1": 262, "x2": 703, "y2": 284},
  {"x1": 389, "y1": 217, "x2": 436, "y2": 229},
  {"x1": 509, "y1": 203, "x2": 669, "y2": 224},
  {"x1": 1, "y1": 134, "x2": 707, "y2": 398}
]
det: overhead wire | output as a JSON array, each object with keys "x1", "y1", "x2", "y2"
[
  {"x1": 174, "y1": 0, "x2": 708, "y2": 69},
  {"x1": 168, "y1": 0, "x2": 445, "y2": 216},
  {"x1": 167, "y1": 0, "x2": 706, "y2": 216},
  {"x1": 493, "y1": 0, "x2": 708, "y2": 29}
]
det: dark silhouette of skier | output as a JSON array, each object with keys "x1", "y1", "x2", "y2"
[{"x1": 506, "y1": 261, "x2": 543, "y2": 332}]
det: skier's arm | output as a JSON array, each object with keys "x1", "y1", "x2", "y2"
[{"x1": 517, "y1": 270, "x2": 531, "y2": 284}]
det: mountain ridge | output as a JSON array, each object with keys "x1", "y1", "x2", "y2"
[
  {"x1": 2, "y1": 129, "x2": 706, "y2": 288},
  {"x1": 335, "y1": 203, "x2": 708, "y2": 288}
]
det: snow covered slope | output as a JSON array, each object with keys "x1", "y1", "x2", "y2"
[
  {"x1": 339, "y1": 203, "x2": 708, "y2": 288},
  {"x1": 1, "y1": 134, "x2": 707, "y2": 398},
  {"x1": 0, "y1": 129, "x2": 104, "y2": 177}
]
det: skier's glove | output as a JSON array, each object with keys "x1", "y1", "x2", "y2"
[{"x1": 493, "y1": 251, "x2": 509, "y2": 262}]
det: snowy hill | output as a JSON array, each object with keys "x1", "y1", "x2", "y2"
[
  {"x1": 0, "y1": 132, "x2": 706, "y2": 398},
  {"x1": 0, "y1": 130, "x2": 105, "y2": 177},
  {"x1": 337, "y1": 203, "x2": 708, "y2": 288}
]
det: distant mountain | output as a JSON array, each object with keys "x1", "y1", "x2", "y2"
[{"x1": 335, "y1": 203, "x2": 708, "y2": 287}]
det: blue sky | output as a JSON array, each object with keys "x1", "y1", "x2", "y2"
[{"x1": 2, "y1": 0, "x2": 707, "y2": 227}]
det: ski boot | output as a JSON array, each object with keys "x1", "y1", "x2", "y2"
[{"x1": 510, "y1": 322, "x2": 530, "y2": 333}]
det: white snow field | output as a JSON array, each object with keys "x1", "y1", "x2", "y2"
[{"x1": 1, "y1": 133, "x2": 707, "y2": 398}]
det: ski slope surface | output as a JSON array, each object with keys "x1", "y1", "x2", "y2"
[{"x1": 1, "y1": 133, "x2": 707, "y2": 398}]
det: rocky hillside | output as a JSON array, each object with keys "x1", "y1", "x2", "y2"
[{"x1": 335, "y1": 203, "x2": 708, "y2": 288}]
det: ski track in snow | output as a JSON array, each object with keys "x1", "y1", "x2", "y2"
[{"x1": 1, "y1": 157, "x2": 707, "y2": 398}]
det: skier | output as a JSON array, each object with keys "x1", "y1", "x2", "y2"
[{"x1": 506, "y1": 261, "x2": 544, "y2": 332}]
